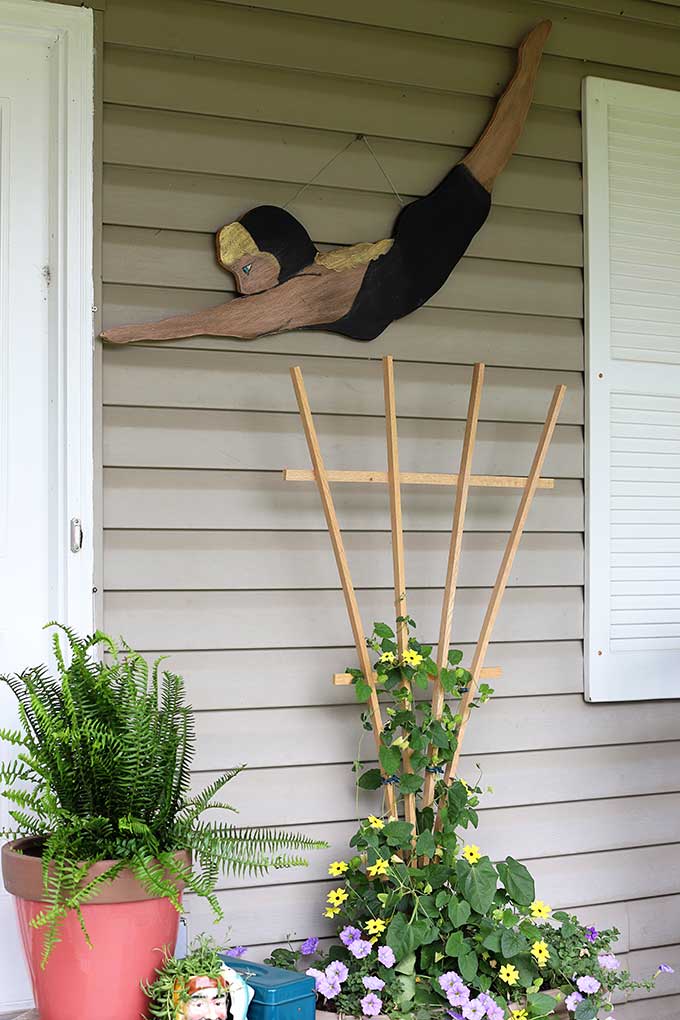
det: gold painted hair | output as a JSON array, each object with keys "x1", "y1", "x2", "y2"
[
  {"x1": 315, "y1": 238, "x2": 393, "y2": 272},
  {"x1": 216, "y1": 222, "x2": 260, "y2": 267}
]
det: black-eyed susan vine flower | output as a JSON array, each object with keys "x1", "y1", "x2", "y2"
[
  {"x1": 327, "y1": 887, "x2": 349, "y2": 907},
  {"x1": 530, "y1": 899, "x2": 551, "y2": 919},
  {"x1": 401, "y1": 648, "x2": 423, "y2": 668},
  {"x1": 531, "y1": 940, "x2": 550, "y2": 967},
  {"x1": 366, "y1": 857, "x2": 389, "y2": 879},
  {"x1": 328, "y1": 860, "x2": 348, "y2": 877},
  {"x1": 462, "y1": 843, "x2": 482, "y2": 864},
  {"x1": 498, "y1": 963, "x2": 520, "y2": 986},
  {"x1": 367, "y1": 815, "x2": 384, "y2": 830}
]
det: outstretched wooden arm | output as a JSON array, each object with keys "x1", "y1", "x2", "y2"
[
  {"x1": 101, "y1": 287, "x2": 292, "y2": 345},
  {"x1": 101, "y1": 266, "x2": 361, "y2": 345}
]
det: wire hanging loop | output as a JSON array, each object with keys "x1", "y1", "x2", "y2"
[
  {"x1": 359, "y1": 134, "x2": 404, "y2": 207},
  {"x1": 283, "y1": 133, "x2": 361, "y2": 210},
  {"x1": 283, "y1": 132, "x2": 405, "y2": 211}
]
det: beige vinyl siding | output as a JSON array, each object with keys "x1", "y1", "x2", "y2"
[{"x1": 99, "y1": 0, "x2": 680, "y2": 1013}]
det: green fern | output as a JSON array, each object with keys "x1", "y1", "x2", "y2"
[{"x1": 0, "y1": 625, "x2": 327, "y2": 966}]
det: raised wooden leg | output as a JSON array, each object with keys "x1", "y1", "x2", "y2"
[{"x1": 462, "y1": 20, "x2": 552, "y2": 192}]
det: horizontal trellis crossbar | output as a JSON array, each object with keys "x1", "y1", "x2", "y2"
[{"x1": 283, "y1": 468, "x2": 554, "y2": 488}]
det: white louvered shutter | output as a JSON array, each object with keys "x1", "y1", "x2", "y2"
[{"x1": 583, "y1": 77, "x2": 680, "y2": 701}]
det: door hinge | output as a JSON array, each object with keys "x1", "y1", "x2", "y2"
[{"x1": 70, "y1": 517, "x2": 83, "y2": 553}]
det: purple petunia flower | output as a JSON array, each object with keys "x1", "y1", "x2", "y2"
[
  {"x1": 658, "y1": 963, "x2": 675, "y2": 974},
  {"x1": 446, "y1": 1012, "x2": 464, "y2": 1020},
  {"x1": 598, "y1": 953, "x2": 620, "y2": 971},
  {"x1": 226, "y1": 946, "x2": 248, "y2": 958},
  {"x1": 349, "y1": 938, "x2": 373, "y2": 960},
  {"x1": 317, "y1": 976, "x2": 341, "y2": 1000},
  {"x1": 577, "y1": 976, "x2": 601, "y2": 995},
  {"x1": 439, "y1": 971, "x2": 462, "y2": 993},
  {"x1": 300, "y1": 937, "x2": 319, "y2": 956},
  {"x1": 585, "y1": 926, "x2": 599, "y2": 943},
  {"x1": 340, "y1": 926, "x2": 362, "y2": 947},
  {"x1": 326, "y1": 961, "x2": 349, "y2": 983},
  {"x1": 306, "y1": 968, "x2": 324, "y2": 987},
  {"x1": 565, "y1": 992, "x2": 583, "y2": 1012},
  {"x1": 377, "y1": 945, "x2": 395, "y2": 968},
  {"x1": 447, "y1": 981, "x2": 471, "y2": 1008},
  {"x1": 462, "y1": 998, "x2": 486, "y2": 1020},
  {"x1": 360, "y1": 992, "x2": 383, "y2": 1017},
  {"x1": 363, "y1": 976, "x2": 385, "y2": 991},
  {"x1": 486, "y1": 1005, "x2": 504, "y2": 1020}
]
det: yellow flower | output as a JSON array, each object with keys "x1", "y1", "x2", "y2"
[
  {"x1": 367, "y1": 857, "x2": 390, "y2": 879},
  {"x1": 380, "y1": 651, "x2": 396, "y2": 665},
  {"x1": 461, "y1": 778, "x2": 472, "y2": 797},
  {"x1": 530, "y1": 899, "x2": 551, "y2": 919},
  {"x1": 328, "y1": 860, "x2": 348, "y2": 877},
  {"x1": 531, "y1": 941, "x2": 550, "y2": 967},
  {"x1": 327, "y1": 887, "x2": 349, "y2": 906},
  {"x1": 367, "y1": 815, "x2": 384, "y2": 830},
  {"x1": 511, "y1": 1011, "x2": 528, "y2": 1020},
  {"x1": 462, "y1": 844, "x2": 482, "y2": 865},
  {"x1": 499, "y1": 964, "x2": 519, "y2": 986},
  {"x1": 402, "y1": 649, "x2": 423, "y2": 667},
  {"x1": 323, "y1": 906, "x2": 340, "y2": 918},
  {"x1": 365, "y1": 917, "x2": 386, "y2": 936}
]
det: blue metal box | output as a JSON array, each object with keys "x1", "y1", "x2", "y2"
[{"x1": 219, "y1": 956, "x2": 316, "y2": 1020}]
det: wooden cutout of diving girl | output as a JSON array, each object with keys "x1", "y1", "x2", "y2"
[{"x1": 101, "y1": 21, "x2": 552, "y2": 346}]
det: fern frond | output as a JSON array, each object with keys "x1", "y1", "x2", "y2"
[{"x1": 0, "y1": 727, "x2": 26, "y2": 747}]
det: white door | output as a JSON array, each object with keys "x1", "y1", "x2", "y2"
[{"x1": 0, "y1": 2, "x2": 94, "y2": 1010}]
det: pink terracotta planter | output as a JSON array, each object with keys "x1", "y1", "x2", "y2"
[{"x1": 2, "y1": 837, "x2": 190, "y2": 1020}]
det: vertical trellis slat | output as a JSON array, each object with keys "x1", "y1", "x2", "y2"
[{"x1": 290, "y1": 365, "x2": 397, "y2": 819}]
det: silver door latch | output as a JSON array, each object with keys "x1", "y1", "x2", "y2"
[{"x1": 70, "y1": 517, "x2": 83, "y2": 553}]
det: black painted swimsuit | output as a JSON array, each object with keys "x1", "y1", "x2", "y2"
[{"x1": 317, "y1": 164, "x2": 491, "y2": 342}]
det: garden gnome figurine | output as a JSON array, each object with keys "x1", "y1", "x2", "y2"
[
  {"x1": 146, "y1": 938, "x2": 255, "y2": 1020},
  {"x1": 178, "y1": 972, "x2": 229, "y2": 1020},
  {"x1": 176, "y1": 965, "x2": 254, "y2": 1020}
]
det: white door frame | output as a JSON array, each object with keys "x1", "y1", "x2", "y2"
[
  {"x1": 0, "y1": 2, "x2": 94, "y2": 1011},
  {"x1": 1, "y1": 0, "x2": 95, "y2": 636}
]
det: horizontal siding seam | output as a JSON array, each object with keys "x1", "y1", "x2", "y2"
[
  {"x1": 104, "y1": 0, "x2": 680, "y2": 79},
  {"x1": 104, "y1": 342, "x2": 586, "y2": 376},
  {"x1": 101, "y1": 155, "x2": 581, "y2": 217},
  {"x1": 188, "y1": 735, "x2": 680, "y2": 765},
  {"x1": 101, "y1": 38, "x2": 590, "y2": 119},
  {"x1": 203, "y1": 840, "x2": 680, "y2": 894},
  {"x1": 101, "y1": 403, "x2": 584, "y2": 427},
  {"x1": 211, "y1": 0, "x2": 680, "y2": 37},
  {"x1": 187, "y1": 736, "x2": 680, "y2": 774}
]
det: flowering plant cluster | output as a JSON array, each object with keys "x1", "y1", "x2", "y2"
[{"x1": 268, "y1": 621, "x2": 671, "y2": 1019}]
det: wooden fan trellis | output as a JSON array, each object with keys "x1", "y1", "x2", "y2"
[{"x1": 284, "y1": 358, "x2": 565, "y2": 843}]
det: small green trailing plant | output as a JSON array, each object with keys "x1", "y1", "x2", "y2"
[
  {"x1": 267, "y1": 619, "x2": 671, "y2": 1020},
  {"x1": 0, "y1": 624, "x2": 326, "y2": 965}
]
